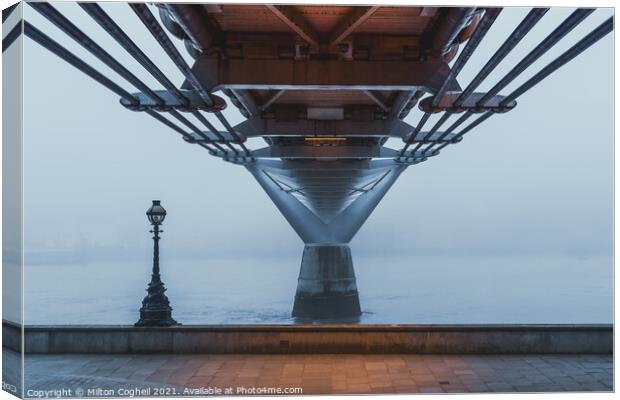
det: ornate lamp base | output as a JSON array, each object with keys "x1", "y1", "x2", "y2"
[
  {"x1": 135, "y1": 280, "x2": 179, "y2": 327},
  {"x1": 135, "y1": 302, "x2": 179, "y2": 327}
]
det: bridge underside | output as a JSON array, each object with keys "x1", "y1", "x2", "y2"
[
  {"x1": 156, "y1": 4, "x2": 610, "y2": 320},
  {"x1": 167, "y1": 4, "x2": 477, "y2": 320}
]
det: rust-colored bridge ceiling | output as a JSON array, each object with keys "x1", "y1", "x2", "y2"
[
  {"x1": 203, "y1": 5, "x2": 437, "y2": 36},
  {"x1": 169, "y1": 5, "x2": 472, "y2": 120}
]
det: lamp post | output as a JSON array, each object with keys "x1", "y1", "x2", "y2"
[{"x1": 135, "y1": 200, "x2": 179, "y2": 327}]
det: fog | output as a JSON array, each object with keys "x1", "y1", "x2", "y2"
[{"x1": 2, "y1": 3, "x2": 610, "y2": 324}]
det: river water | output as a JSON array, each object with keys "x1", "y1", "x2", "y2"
[{"x1": 21, "y1": 254, "x2": 612, "y2": 325}]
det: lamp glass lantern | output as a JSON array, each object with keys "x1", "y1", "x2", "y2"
[{"x1": 146, "y1": 200, "x2": 166, "y2": 225}]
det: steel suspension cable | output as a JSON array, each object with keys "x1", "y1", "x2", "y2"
[
  {"x1": 500, "y1": 16, "x2": 613, "y2": 106},
  {"x1": 435, "y1": 16, "x2": 614, "y2": 154},
  {"x1": 79, "y1": 3, "x2": 187, "y2": 105},
  {"x1": 477, "y1": 8, "x2": 594, "y2": 106},
  {"x1": 168, "y1": 110, "x2": 228, "y2": 153},
  {"x1": 399, "y1": 113, "x2": 431, "y2": 156},
  {"x1": 23, "y1": 21, "x2": 219, "y2": 154},
  {"x1": 129, "y1": 3, "x2": 251, "y2": 158},
  {"x1": 430, "y1": 8, "x2": 595, "y2": 151},
  {"x1": 28, "y1": 2, "x2": 222, "y2": 153},
  {"x1": 24, "y1": 21, "x2": 136, "y2": 103},
  {"x1": 433, "y1": 111, "x2": 474, "y2": 143},
  {"x1": 432, "y1": 8, "x2": 503, "y2": 108},
  {"x1": 2, "y1": 3, "x2": 18, "y2": 23},
  {"x1": 79, "y1": 3, "x2": 235, "y2": 154},
  {"x1": 30, "y1": 2, "x2": 163, "y2": 104},
  {"x1": 418, "y1": 8, "x2": 547, "y2": 158},
  {"x1": 453, "y1": 8, "x2": 548, "y2": 108},
  {"x1": 398, "y1": 8, "x2": 502, "y2": 159},
  {"x1": 2, "y1": 20, "x2": 21, "y2": 52}
]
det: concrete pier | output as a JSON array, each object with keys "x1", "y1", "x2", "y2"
[{"x1": 292, "y1": 244, "x2": 361, "y2": 320}]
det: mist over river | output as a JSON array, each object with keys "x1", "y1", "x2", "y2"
[{"x1": 21, "y1": 253, "x2": 612, "y2": 325}]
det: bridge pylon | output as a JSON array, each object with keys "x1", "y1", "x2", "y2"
[{"x1": 248, "y1": 158, "x2": 406, "y2": 319}]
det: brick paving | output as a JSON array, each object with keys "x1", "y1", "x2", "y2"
[{"x1": 5, "y1": 350, "x2": 612, "y2": 396}]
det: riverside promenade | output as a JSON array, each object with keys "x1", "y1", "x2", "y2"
[
  {"x1": 2, "y1": 322, "x2": 613, "y2": 395},
  {"x1": 5, "y1": 350, "x2": 612, "y2": 395}
]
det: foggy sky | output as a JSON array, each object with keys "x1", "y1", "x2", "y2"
[{"x1": 18, "y1": 4, "x2": 614, "y2": 260}]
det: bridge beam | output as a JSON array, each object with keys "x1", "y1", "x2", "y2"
[
  {"x1": 234, "y1": 117, "x2": 415, "y2": 138},
  {"x1": 328, "y1": 6, "x2": 380, "y2": 46},
  {"x1": 265, "y1": 5, "x2": 320, "y2": 48},
  {"x1": 186, "y1": 56, "x2": 461, "y2": 92},
  {"x1": 252, "y1": 145, "x2": 399, "y2": 159}
]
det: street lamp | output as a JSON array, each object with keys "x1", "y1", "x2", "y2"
[{"x1": 135, "y1": 200, "x2": 179, "y2": 327}]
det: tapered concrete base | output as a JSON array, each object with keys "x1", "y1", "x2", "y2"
[{"x1": 292, "y1": 244, "x2": 361, "y2": 320}]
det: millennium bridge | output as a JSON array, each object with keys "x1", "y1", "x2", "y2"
[{"x1": 3, "y1": 3, "x2": 613, "y2": 320}]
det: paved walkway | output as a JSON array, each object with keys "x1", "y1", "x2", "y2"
[{"x1": 5, "y1": 350, "x2": 612, "y2": 396}]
